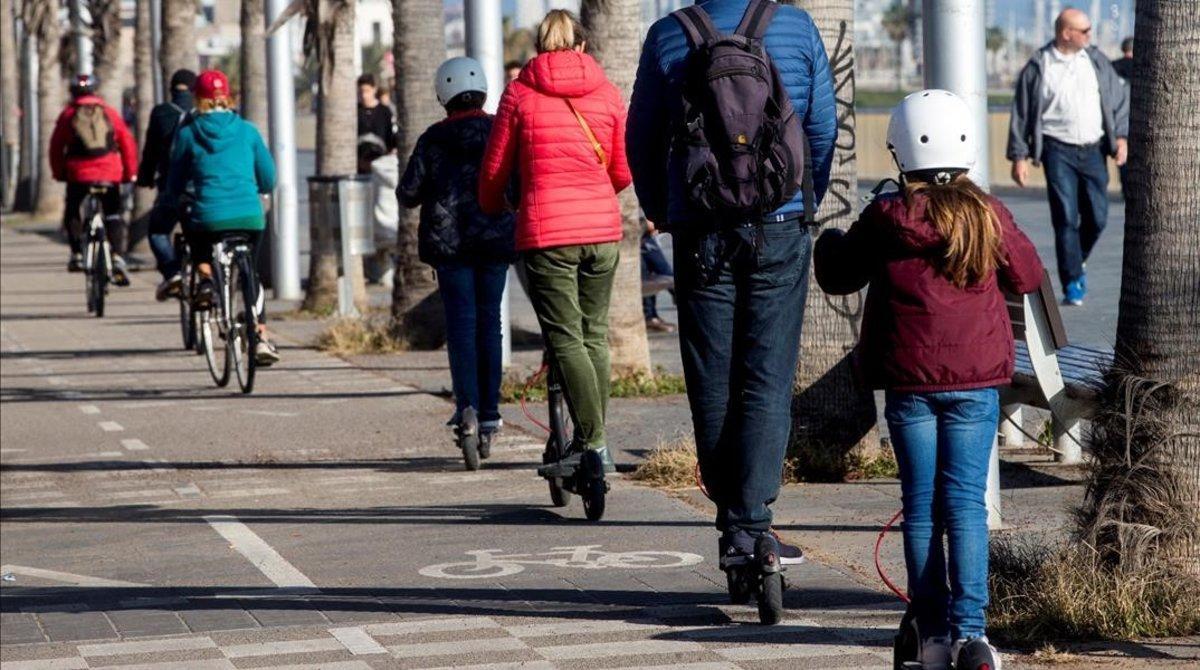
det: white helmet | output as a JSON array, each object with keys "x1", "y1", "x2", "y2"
[
  {"x1": 886, "y1": 89, "x2": 977, "y2": 175},
  {"x1": 435, "y1": 57, "x2": 488, "y2": 106}
]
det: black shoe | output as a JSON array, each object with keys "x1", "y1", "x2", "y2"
[
  {"x1": 68, "y1": 253, "x2": 84, "y2": 272},
  {"x1": 719, "y1": 529, "x2": 805, "y2": 569},
  {"x1": 193, "y1": 279, "x2": 215, "y2": 309}
]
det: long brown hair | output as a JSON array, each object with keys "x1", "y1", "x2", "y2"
[{"x1": 905, "y1": 173, "x2": 1004, "y2": 288}]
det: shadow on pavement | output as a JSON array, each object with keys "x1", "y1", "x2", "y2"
[{"x1": 0, "y1": 387, "x2": 425, "y2": 404}]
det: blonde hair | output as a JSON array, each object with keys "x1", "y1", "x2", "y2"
[
  {"x1": 196, "y1": 96, "x2": 232, "y2": 113},
  {"x1": 905, "y1": 173, "x2": 1005, "y2": 288},
  {"x1": 537, "y1": 10, "x2": 587, "y2": 53}
]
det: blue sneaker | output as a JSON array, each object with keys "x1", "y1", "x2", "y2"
[{"x1": 1063, "y1": 279, "x2": 1085, "y2": 306}]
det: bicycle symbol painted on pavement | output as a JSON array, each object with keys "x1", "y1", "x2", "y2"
[{"x1": 419, "y1": 545, "x2": 704, "y2": 579}]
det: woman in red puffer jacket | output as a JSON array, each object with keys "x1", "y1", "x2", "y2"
[{"x1": 479, "y1": 9, "x2": 632, "y2": 471}]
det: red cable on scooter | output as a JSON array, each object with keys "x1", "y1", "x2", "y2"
[{"x1": 519, "y1": 363, "x2": 551, "y2": 434}]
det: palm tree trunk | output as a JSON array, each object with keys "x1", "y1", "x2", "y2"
[
  {"x1": 239, "y1": 0, "x2": 268, "y2": 136},
  {"x1": 88, "y1": 0, "x2": 124, "y2": 107},
  {"x1": 1, "y1": 0, "x2": 20, "y2": 208},
  {"x1": 133, "y1": 0, "x2": 155, "y2": 222},
  {"x1": 159, "y1": 0, "x2": 197, "y2": 87},
  {"x1": 581, "y1": 0, "x2": 651, "y2": 375},
  {"x1": 388, "y1": 0, "x2": 445, "y2": 346},
  {"x1": 25, "y1": 0, "x2": 64, "y2": 219},
  {"x1": 786, "y1": 0, "x2": 881, "y2": 479},
  {"x1": 303, "y1": 0, "x2": 366, "y2": 313},
  {"x1": 1081, "y1": 0, "x2": 1200, "y2": 575}
]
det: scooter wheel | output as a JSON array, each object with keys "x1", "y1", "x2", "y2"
[
  {"x1": 726, "y1": 567, "x2": 753, "y2": 605},
  {"x1": 893, "y1": 607, "x2": 920, "y2": 670},
  {"x1": 580, "y1": 450, "x2": 607, "y2": 522},
  {"x1": 757, "y1": 571, "x2": 784, "y2": 625},
  {"x1": 548, "y1": 478, "x2": 570, "y2": 507},
  {"x1": 461, "y1": 434, "x2": 481, "y2": 471}
]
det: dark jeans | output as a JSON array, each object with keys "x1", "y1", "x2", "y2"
[
  {"x1": 885, "y1": 388, "x2": 998, "y2": 640},
  {"x1": 641, "y1": 232, "x2": 673, "y2": 320},
  {"x1": 1043, "y1": 137, "x2": 1109, "y2": 289},
  {"x1": 64, "y1": 183, "x2": 126, "y2": 255},
  {"x1": 524, "y1": 243, "x2": 619, "y2": 449},
  {"x1": 436, "y1": 262, "x2": 509, "y2": 425},
  {"x1": 675, "y1": 221, "x2": 812, "y2": 533},
  {"x1": 148, "y1": 195, "x2": 183, "y2": 280}
]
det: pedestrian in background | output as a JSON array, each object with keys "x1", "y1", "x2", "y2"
[
  {"x1": 356, "y1": 74, "x2": 396, "y2": 176},
  {"x1": 641, "y1": 219, "x2": 675, "y2": 334},
  {"x1": 1111, "y1": 36, "x2": 1134, "y2": 198},
  {"x1": 1007, "y1": 8, "x2": 1128, "y2": 306}
]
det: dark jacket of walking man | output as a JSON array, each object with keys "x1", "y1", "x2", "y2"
[
  {"x1": 627, "y1": 0, "x2": 837, "y2": 567},
  {"x1": 1007, "y1": 8, "x2": 1128, "y2": 307}
]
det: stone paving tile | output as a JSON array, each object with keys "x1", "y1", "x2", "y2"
[
  {"x1": 178, "y1": 607, "x2": 262, "y2": 633},
  {"x1": 0, "y1": 612, "x2": 47, "y2": 644},
  {"x1": 103, "y1": 609, "x2": 190, "y2": 638},
  {"x1": 35, "y1": 611, "x2": 119, "y2": 643}
]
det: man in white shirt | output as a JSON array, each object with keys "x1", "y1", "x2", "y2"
[{"x1": 1006, "y1": 8, "x2": 1129, "y2": 306}]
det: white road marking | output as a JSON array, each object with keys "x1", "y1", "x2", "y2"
[
  {"x1": 2, "y1": 490, "x2": 66, "y2": 501},
  {"x1": 106, "y1": 488, "x2": 178, "y2": 500},
  {"x1": 420, "y1": 664, "x2": 555, "y2": 670},
  {"x1": 508, "y1": 619, "x2": 665, "y2": 638},
  {"x1": 204, "y1": 515, "x2": 317, "y2": 589},
  {"x1": 0, "y1": 448, "x2": 30, "y2": 454},
  {"x1": 78, "y1": 636, "x2": 217, "y2": 657},
  {"x1": 0, "y1": 658, "x2": 89, "y2": 670},
  {"x1": 0, "y1": 564, "x2": 146, "y2": 587},
  {"x1": 365, "y1": 617, "x2": 501, "y2": 636},
  {"x1": 240, "y1": 410, "x2": 300, "y2": 417},
  {"x1": 621, "y1": 664, "x2": 739, "y2": 670},
  {"x1": 388, "y1": 636, "x2": 527, "y2": 658},
  {"x1": 329, "y1": 627, "x2": 388, "y2": 655},
  {"x1": 538, "y1": 639, "x2": 705, "y2": 660},
  {"x1": 121, "y1": 438, "x2": 150, "y2": 451},
  {"x1": 716, "y1": 643, "x2": 890, "y2": 661},
  {"x1": 174, "y1": 484, "x2": 203, "y2": 498},
  {"x1": 221, "y1": 638, "x2": 343, "y2": 658},
  {"x1": 94, "y1": 661, "x2": 234, "y2": 670},
  {"x1": 209, "y1": 487, "x2": 290, "y2": 499},
  {"x1": 98, "y1": 421, "x2": 124, "y2": 432},
  {"x1": 252, "y1": 663, "x2": 372, "y2": 670}
]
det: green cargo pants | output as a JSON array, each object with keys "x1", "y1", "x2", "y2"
[{"x1": 524, "y1": 242, "x2": 619, "y2": 449}]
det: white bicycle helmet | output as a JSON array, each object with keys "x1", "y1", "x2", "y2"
[
  {"x1": 435, "y1": 57, "x2": 489, "y2": 106},
  {"x1": 886, "y1": 89, "x2": 977, "y2": 177}
]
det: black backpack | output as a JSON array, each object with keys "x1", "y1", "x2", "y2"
[{"x1": 673, "y1": 0, "x2": 813, "y2": 223}]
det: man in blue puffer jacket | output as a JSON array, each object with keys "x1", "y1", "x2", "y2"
[{"x1": 628, "y1": 0, "x2": 837, "y2": 573}]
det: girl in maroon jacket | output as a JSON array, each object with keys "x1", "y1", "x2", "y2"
[{"x1": 815, "y1": 91, "x2": 1044, "y2": 670}]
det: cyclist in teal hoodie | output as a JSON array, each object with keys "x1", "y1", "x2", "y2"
[{"x1": 166, "y1": 69, "x2": 280, "y2": 365}]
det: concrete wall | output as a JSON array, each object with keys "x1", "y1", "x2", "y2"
[{"x1": 855, "y1": 110, "x2": 1122, "y2": 192}]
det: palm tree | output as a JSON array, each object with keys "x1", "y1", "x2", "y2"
[
  {"x1": 87, "y1": 0, "x2": 123, "y2": 106},
  {"x1": 1, "y1": 0, "x2": 20, "y2": 208},
  {"x1": 784, "y1": 0, "x2": 881, "y2": 479},
  {"x1": 388, "y1": 0, "x2": 445, "y2": 346},
  {"x1": 240, "y1": 0, "x2": 269, "y2": 135},
  {"x1": 301, "y1": 0, "x2": 366, "y2": 313},
  {"x1": 580, "y1": 0, "x2": 651, "y2": 375},
  {"x1": 160, "y1": 0, "x2": 197, "y2": 86},
  {"x1": 1078, "y1": 0, "x2": 1200, "y2": 575},
  {"x1": 880, "y1": 1, "x2": 910, "y2": 91},
  {"x1": 984, "y1": 26, "x2": 1005, "y2": 83},
  {"x1": 23, "y1": 0, "x2": 64, "y2": 219},
  {"x1": 132, "y1": 0, "x2": 155, "y2": 222}
]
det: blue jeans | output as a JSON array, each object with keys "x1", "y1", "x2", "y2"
[
  {"x1": 1042, "y1": 137, "x2": 1109, "y2": 289},
  {"x1": 148, "y1": 197, "x2": 182, "y2": 280},
  {"x1": 885, "y1": 388, "x2": 999, "y2": 640},
  {"x1": 675, "y1": 221, "x2": 811, "y2": 533},
  {"x1": 641, "y1": 233, "x2": 673, "y2": 319},
  {"x1": 437, "y1": 262, "x2": 509, "y2": 425}
]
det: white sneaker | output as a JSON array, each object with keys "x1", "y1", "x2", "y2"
[
  {"x1": 919, "y1": 636, "x2": 952, "y2": 670},
  {"x1": 254, "y1": 339, "x2": 281, "y2": 366},
  {"x1": 952, "y1": 636, "x2": 1002, "y2": 670}
]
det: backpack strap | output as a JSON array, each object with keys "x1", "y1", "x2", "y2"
[
  {"x1": 735, "y1": 0, "x2": 779, "y2": 41},
  {"x1": 674, "y1": 5, "x2": 721, "y2": 48}
]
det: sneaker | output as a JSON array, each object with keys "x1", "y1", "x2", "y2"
[
  {"x1": 537, "y1": 443, "x2": 615, "y2": 478},
  {"x1": 254, "y1": 339, "x2": 281, "y2": 366},
  {"x1": 719, "y1": 529, "x2": 806, "y2": 568},
  {"x1": 111, "y1": 256, "x2": 131, "y2": 287},
  {"x1": 68, "y1": 253, "x2": 84, "y2": 273},
  {"x1": 919, "y1": 636, "x2": 953, "y2": 670},
  {"x1": 645, "y1": 317, "x2": 677, "y2": 334},
  {"x1": 952, "y1": 636, "x2": 1002, "y2": 670},
  {"x1": 480, "y1": 418, "x2": 504, "y2": 434},
  {"x1": 1063, "y1": 279, "x2": 1085, "y2": 306},
  {"x1": 155, "y1": 273, "x2": 184, "y2": 302}
]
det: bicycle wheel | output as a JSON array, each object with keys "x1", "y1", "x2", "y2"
[
  {"x1": 200, "y1": 306, "x2": 230, "y2": 387},
  {"x1": 230, "y1": 254, "x2": 258, "y2": 394},
  {"x1": 177, "y1": 244, "x2": 195, "y2": 350},
  {"x1": 88, "y1": 238, "x2": 109, "y2": 318}
]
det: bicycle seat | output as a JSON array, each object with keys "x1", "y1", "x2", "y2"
[
  {"x1": 85, "y1": 182, "x2": 117, "y2": 193},
  {"x1": 219, "y1": 233, "x2": 253, "y2": 246}
]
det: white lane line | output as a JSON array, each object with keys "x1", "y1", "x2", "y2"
[
  {"x1": 2, "y1": 490, "x2": 66, "y2": 501},
  {"x1": 365, "y1": 616, "x2": 500, "y2": 637},
  {"x1": 106, "y1": 488, "x2": 177, "y2": 500},
  {"x1": 94, "y1": 661, "x2": 234, "y2": 670},
  {"x1": 203, "y1": 515, "x2": 317, "y2": 589},
  {"x1": 421, "y1": 663, "x2": 555, "y2": 670},
  {"x1": 78, "y1": 636, "x2": 217, "y2": 657},
  {"x1": 716, "y1": 644, "x2": 889, "y2": 661},
  {"x1": 621, "y1": 664, "x2": 739, "y2": 670},
  {"x1": 121, "y1": 438, "x2": 150, "y2": 451},
  {"x1": 0, "y1": 448, "x2": 30, "y2": 454},
  {"x1": 98, "y1": 421, "x2": 124, "y2": 432},
  {"x1": 388, "y1": 637, "x2": 527, "y2": 659},
  {"x1": 208, "y1": 487, "x2": 290, "y2": 499},
  {"x1": 508, "y1": 619, "x2": 664, "y2": 638},
  {"x1": 0, "y1": 658, "x2": 89, "y2": 670},
  {"x1": 78, "y1": 402, "x2": 101, "y2": 414},
  {"x1": 252, "y1": 663, "x2": 372, "y2": 670},
  {"x1": 221, "y1": 638, "x2": 343, "y2": 658},
  {"x1": 240, "y1": 410, "x2": 300, "y2": 417},
  {"x1": 174, "y1": 484, "x2": 203, "y2": 498},
  {"x1": 537, "y1": 639, "x2": 705, "y2": 660},
  {"x1": 329, "y1": 627, "x2": 388, "y2": 655},
  {"x1": 0, "y1": 564, "x2": 145, "y2": 587}
]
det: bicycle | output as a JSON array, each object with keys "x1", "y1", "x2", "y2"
[
  {"x1": 80, "y1": 183, "x2": 116, "y2": 318},
  {"x1": 197, "y1": 233, "x2": 262, "y2": 394}
]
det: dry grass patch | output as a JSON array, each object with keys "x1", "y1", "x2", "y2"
[
  {"x1": 315, "y1": 317, "x2": 405, "y2": 355},
  {"x1": 631, "y1": 436, "x2": 699, "y2": 490},
  {"x1": 500, "y1": 366, "x2": 687, "y2": 404}
]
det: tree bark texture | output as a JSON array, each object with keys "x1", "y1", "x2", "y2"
[
  {"x1": 786, "y1": 0, "x2": 880, "y2": 479},
  {"x1": 88, "y1": 0, "x2": 124, "y2": 106},
  {"x1": 389, "y1": 0, "x2": 446, "y2": 347},
  {"x1": 581, "y1": 0, "x2": 652, "y2": 375},
  {"x1": 1, "y1": 0, "x2": 20, "y2": 208},
  {"x1": 1103, "y1": 0, "x2": 1200, "y2": 574},
  {"x1": 133, "y1": 0, "x2": 156, "y2": 222},
  {"x1": 160, "y1": 0, "x2": 197, "y2": 89},
  {"x1": 302, "y1": 0, "x2": 366, "y2": 313},
  {"x1": 25, "y1": 0, "x2": 64, "y2": 218},
  {"x1": 239, "y1": 0, "x2": 269, "y2": 136}
]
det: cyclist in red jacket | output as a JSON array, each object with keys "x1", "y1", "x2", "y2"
[{"x1": 49, "y1": 74, "x2": 139, "y2": 283}]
